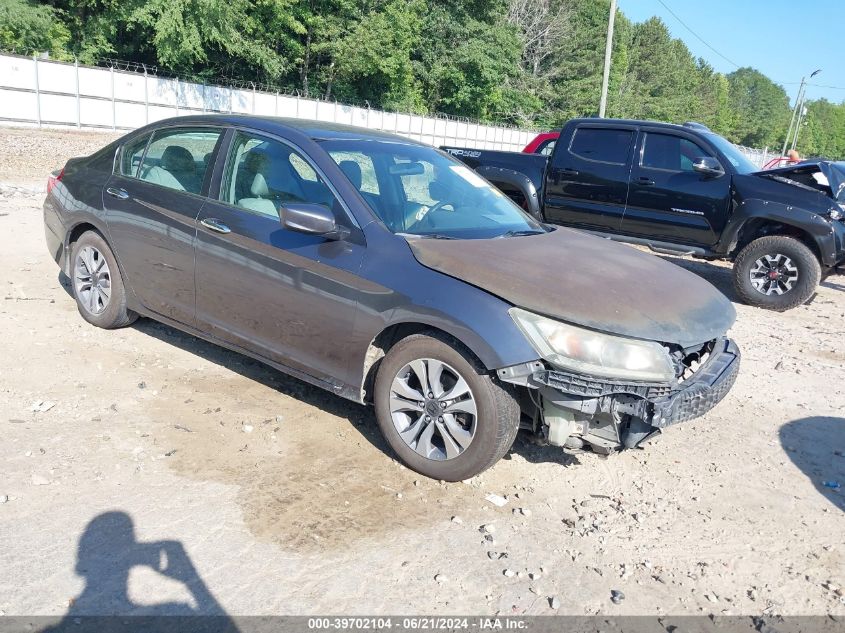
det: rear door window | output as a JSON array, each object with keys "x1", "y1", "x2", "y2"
[
  {"x1": 138, "y1": 128, "x2": 222, "y2": 194},
  {"x1": 569, "y1": 127, "x2": 634, "y2": 165}
]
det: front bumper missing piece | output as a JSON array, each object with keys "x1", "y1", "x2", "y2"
[{"x1": 498, "y1": 338, "x2": 741, "y2": 453}]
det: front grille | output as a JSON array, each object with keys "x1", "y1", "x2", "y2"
[{"x1": 534, "y1": 369, "x2": 672, "y2": 399}]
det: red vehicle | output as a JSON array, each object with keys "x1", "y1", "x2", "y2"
[{"x1": 522, "y1": 130, "x2": 560, "y2": 155}]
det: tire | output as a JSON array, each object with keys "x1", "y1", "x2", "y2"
[
  {"x1": 733, "y1": 235, "x2": 821, "y2": 311},
  {"x1": 373, "y1": 333, "x2": 520, "y2": 481},
  {"x1": 70, "y1": 231, "x2": 137, "y2": 328}
]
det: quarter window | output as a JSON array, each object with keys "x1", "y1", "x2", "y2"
[
  {"x1": 119, "y1": 133, "x2": 150, "y2": 177},
  {"x1": 138, "y1": 128, "x2": 221, "y2": 194},
  {"x1": 641, "y1": 133, "x2": 716, "y2": 172},
  {"x1": 569, "y1": 128, "x2": 633, "y2": 165},
  {"x1": 222, "y1": 132, "x2": 336, "y2": 219}
]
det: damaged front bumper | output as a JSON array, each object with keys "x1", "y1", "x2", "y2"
[{"x1": 501, "y1": 338, "x2": 740, "y2": 453}]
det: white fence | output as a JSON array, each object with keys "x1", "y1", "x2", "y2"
[
  {"x1": 0, "y1": 53, "x2": 534, "y2": 151},
  {"x1": 0, "y1": 52, "x2": 776, "y2": 166}
]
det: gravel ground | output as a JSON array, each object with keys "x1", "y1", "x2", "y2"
[{"x1": 0, "y1": 127, "x2": 843, "y2": 618}]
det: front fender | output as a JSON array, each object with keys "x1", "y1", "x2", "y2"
[
  {"x1": 719, "y1": 198, "x2": 841, "y2": 266},
  {"x1": 475, "y1": 166, "x2": 543, "y2": 219}
]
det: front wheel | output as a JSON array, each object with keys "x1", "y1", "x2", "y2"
[
  {"x1": 373, "y1": 333, "x2": 520, "y2": 481},
  {"x1": 733, "y1": 236, "x2": 821, "y2": 311}
]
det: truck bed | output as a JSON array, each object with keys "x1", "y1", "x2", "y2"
[{"x1": 441, "y1": 146, "x2": 548, "y2": 216}]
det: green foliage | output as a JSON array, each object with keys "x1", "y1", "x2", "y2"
[
  {"x1": 0, "y1": 0, "x2": 71, "y2": 59},
  {"x1": 725, "y1": 67, "x2": 791, "y2": 148},
  {"x1": 2, "y1": 0, "x2": 843, "y2": 156}
]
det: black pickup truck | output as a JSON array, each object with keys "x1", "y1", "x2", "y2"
[{"x1": 444, "y1": 119, "x2": 845, "y2": 310}]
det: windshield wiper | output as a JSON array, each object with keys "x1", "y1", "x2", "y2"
[
  {"x1": 397, "y1": 232, "x2": 459, "y2": 240},
  {"x1": 497, "y1": 229, "x2": 546, "y2": 238}
]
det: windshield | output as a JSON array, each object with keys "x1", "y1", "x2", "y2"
[
  {"x1": 703, "y1": 133, "x2": 759, "y2": 174},
  {"x1": 319, "y1": 139, "x2": 545, "y2": 239}
]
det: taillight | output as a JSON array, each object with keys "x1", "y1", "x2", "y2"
[{"x1": 47, "y1": 168, "x2": 64, "y2": 195}]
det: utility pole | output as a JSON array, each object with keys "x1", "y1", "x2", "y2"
[
  {"x1": 781, "y1": 69, "x2": 820, "y2": 157},
  {"x1": 792, "y1": 103, "x2": 809, "y2": 151},
  {"x1": 598, "y1": 0, "x2": 617, "y2": 118}
]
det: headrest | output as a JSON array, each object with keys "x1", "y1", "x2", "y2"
[
  {"x1": 250, "y1": 172, "x2": 270, "y2": 197},
  {"x1": 243, "y1": 150, "x2": 269, "y2": 174},
  {"x1": 339, "y1": 160, "x2": 362, "y2": 189},
  {"x1": 161, "y1": 146, "x2": 195, "y2": 173}
]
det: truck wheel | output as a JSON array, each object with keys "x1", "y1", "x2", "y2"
[
  {"x1": 70, "y1": 231, "x2": 138, "y2": 328},
  {"x1": 733, "y1": 236, "x2": 821, "y2": 311},
  {"x1": 373, "y1": 333, "x2": 520, "y2": 481}
]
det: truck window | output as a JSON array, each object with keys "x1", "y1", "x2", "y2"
[
  {"x1": 569, "y1": 128, "x2": 633, "y2": 165},
  {"x1": 641, "y1": 133, "x2": 715, "y2": 172}
]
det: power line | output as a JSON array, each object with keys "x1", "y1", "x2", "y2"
[
  {"x1": 808, "y1": 83, "x2": 845, "y2": 90},
  {"x1": 654, "y1": 0, "x2": 741, "y2": 70}
]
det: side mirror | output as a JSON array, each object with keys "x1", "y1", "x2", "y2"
[
  {"x1": 692, "y1": 156, "x2": 724, "y2": 178},
  {"x1": 280, "y1": 203, "x2": 347, "y2": 239}
]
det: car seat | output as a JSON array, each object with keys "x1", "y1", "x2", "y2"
[
  {"x1": 237, "y1": 173, "x2": 278, "y2": 218},
  {"x1": 338, "y1": 160, "x2": 384, "y2": 220},
  {"x1": 160, "y1": 146, "x2": 201, "y2": 193}
]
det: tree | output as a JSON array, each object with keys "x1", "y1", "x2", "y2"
[
  {"x1": 0, "y1": 0, "x2": 71, "y2": 58},
  {"x1": 727, "y1": 67, "x2": 791, "y2": 148}
]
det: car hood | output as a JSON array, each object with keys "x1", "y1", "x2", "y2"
[
  {"x1": 407, "y1": 228, "x2": 735, "y2": 347},
  {"x1": 760, "y1": 161, "x2": 845, "y2": 200}
]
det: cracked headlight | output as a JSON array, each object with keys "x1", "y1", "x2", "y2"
[{"x1": 510, "y1": 307, "x2": 675, "y2": 382}]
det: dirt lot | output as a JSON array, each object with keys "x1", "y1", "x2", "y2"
[{"x1": 0, "y1": 127, "x2": 844, "y2": 617}]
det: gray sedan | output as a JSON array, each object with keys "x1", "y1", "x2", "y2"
[{"x1": 43, "y1": 115, "x2": 740, "y2": 480}]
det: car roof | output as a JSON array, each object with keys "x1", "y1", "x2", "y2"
[
  {"x1": 135, "y1": 114, "x2": 427, "y2": 145},
  {"x1": 568, "y1": 118, "x2": 712, "y2": 133}
]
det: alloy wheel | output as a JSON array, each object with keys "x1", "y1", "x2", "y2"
[
  {"x1": 749, "y1": 253, "x2": 798, "y2": 296},
  {"x1": 74, "y1": 245, "x2": 111, "y2": 314},
  {"x1": 389, "y1": 358, "x2": 477, "y2": 461}
]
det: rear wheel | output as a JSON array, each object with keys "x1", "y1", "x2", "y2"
[
  {"x1": 373, "y1": 333, "x2": 520, "y2": 481},
  {"x1": 733, "y1": 235, "x2": 821, "y2": 311},
  {"x1": 70, "y1": 231, "x2": 137, "y2": 328}
]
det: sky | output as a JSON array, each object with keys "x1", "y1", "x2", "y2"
[{"x1": 617, "y1": 0, "x2": 844, "y2": 106}]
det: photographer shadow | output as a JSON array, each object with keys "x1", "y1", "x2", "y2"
[{"x1": 42, "y1": 511, "x2": 238, "y2": 632}]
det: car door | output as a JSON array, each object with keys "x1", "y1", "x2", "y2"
[
  {"x1": 103, "y1": 126, "x2": 223, "y2": 325},
  {"x1": 542, "y1": 124, "x2": 636, "y2": 232},
  {"x1": 194, "y1": 129, "x2": 366, "y2": 388},
  {"x1": 621, "y1": 129, "x2": 731, "y2": 247}
]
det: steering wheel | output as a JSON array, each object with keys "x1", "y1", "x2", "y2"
[{"x1": 408, "y1": 200, "x2": 453, "y2": 231}]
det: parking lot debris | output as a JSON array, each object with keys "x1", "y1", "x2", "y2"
[
  {"x1": 31, "y1": 474, "x2": 50, "y2": 486},
  {"x1": 0, "y1": 494, "x2": 8, "y2": 503},
  {"x1": 485, "y1": 493, "x2": 508, "y2": 507},
  {"x1": 549, "y1": 596, "x2": 560, "y2": 609},
  {"x1": 242, "y1": 424, "x2": 254, "y2": 433},
  {"x1": 480, "y1": 524, "x2": 496, "y2": 534},
  {"x1": 434, "y1": 574, "x2": 447, "y2": 583},
  {"x1": 514, "y1": 507, "x2": 531, "y2": 517},
  {"x1": 503, "y1": 569, "x2": 516, "y2": 577},
  {"x1": 611, "y1": 590, "x2": 625, "y2": 604},
  {"x1": 29, "y1": 401, "x2": 56, "y2": 413},
  {"x1": 451, "y1": 516, "x2": 462, "y2": 524}
]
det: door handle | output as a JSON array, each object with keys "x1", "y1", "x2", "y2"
[
  {"x1": 637, "y1": 177, "x2": 655, "y2": 186},
  {"x1": 200, "y1": 218, "x2": 231, "y2": 234},
  {"x1": 105, "y1": 187, "x2": 129, "y2": 200}
]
